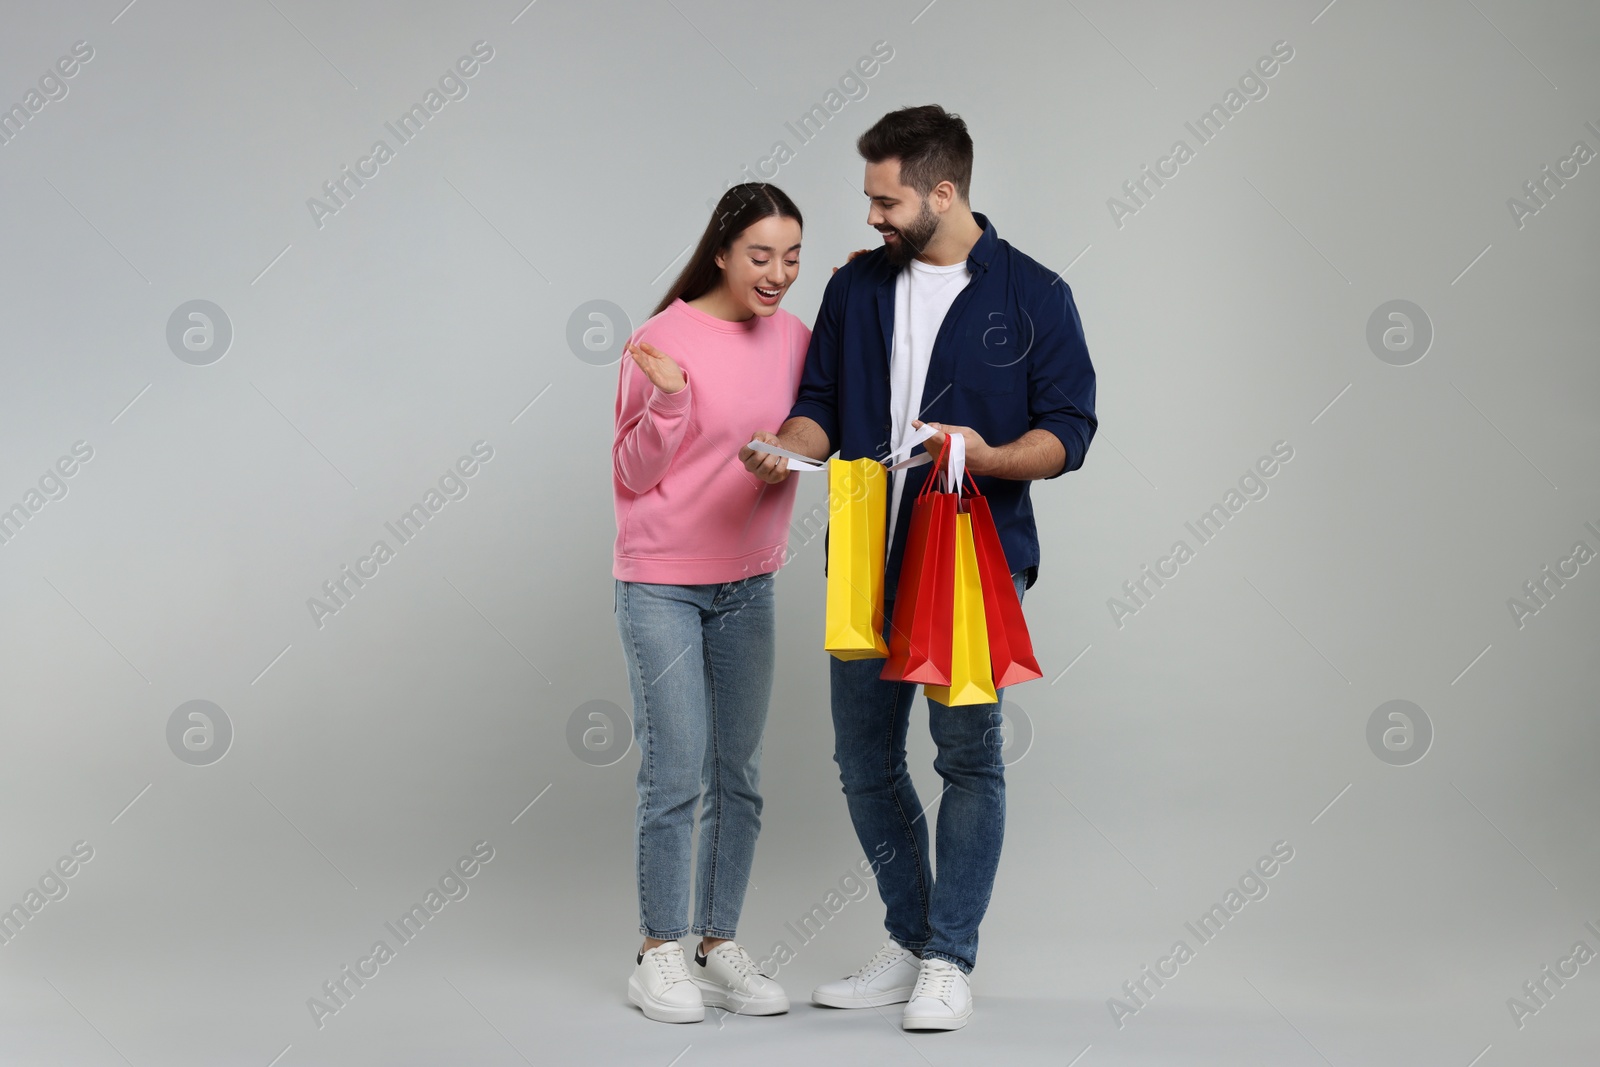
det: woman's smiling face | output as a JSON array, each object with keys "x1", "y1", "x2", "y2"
[{"x1": 714, "y1": 214, "x2": 802, "y2": 318}]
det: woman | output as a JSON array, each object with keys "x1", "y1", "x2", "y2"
[{"x1": 612, "y1": 183, "x2": 808, "y2": 1023}]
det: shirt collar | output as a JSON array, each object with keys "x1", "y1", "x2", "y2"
[{"x1": 967, "y1": 211, "x2": 998, "y2": 273}]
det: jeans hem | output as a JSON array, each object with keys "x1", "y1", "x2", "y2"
[
  {"x1": 692, "y1": 925, "x2": 739, "y2": 939},
  {"x1": 919, "y1": 949, "x2": 973, "y2": 975},
  {"x1": 641, "y1": 926, "x2": 690, "y2": 941}
]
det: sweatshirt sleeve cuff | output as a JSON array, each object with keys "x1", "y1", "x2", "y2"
[{"x1": 648, "y1": 374, "x2": 692, "y2": 413}]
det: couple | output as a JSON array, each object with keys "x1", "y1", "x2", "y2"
[{"x1": 611, "y1": 104, "x2": 1097, "y2": 1031}]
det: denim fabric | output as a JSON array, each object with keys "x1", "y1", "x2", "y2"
[
  {"x1": 614, "y1": 572, "x2": 775, "y2": 939},
  {"x1": 829, "y1": 570, "x2": 1028, "y2": 974}
]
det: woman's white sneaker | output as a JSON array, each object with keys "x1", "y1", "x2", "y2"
[
  {"x1": 810, "y1": 941, "x2": 922, "y2": 1008},
  {"x1": 628, "y1": 942, "x2": 705, "y2": 1023},
  {"x1": 690, "y1": 941, "x2": 789, "y2": 1015},
  {"x1": 901, "y1": 957, "x2": 972, "y2": 1030}
]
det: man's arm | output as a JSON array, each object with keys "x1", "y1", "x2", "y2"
[
  {"x1": 974, "y1": 427, "x2": 1065, "y2": 480},
  {"x1": 1026, "y1": 278, "x2": 1097, "y2": 479},
  {"x1": 777, "y1": 415, "x2": 831, "y2": 461},
  {"x1": 913, "y1": 275, "x2": 1095, "y2": 482},
  {"x1": 912, "y1": 421, "x2": 1063, "y2": 480},
  {"x1": 741, "y1": 265, "x2": 847, "y2": 483}
]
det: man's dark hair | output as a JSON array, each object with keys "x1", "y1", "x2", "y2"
[{"x1": 856, "y1": 104, "x2": 973, "y2": 201}]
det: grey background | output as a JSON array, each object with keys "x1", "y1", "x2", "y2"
[{"x1": 1, "y1": 0, "x2": 1597, "y2": 1064}]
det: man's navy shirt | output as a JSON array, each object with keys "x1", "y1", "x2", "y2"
[{"x1": 788, "y1": 211, "x2": 1097, "y2": 596}]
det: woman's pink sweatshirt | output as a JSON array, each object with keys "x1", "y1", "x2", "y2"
[{"x1": 612, "y1": 298, "x2": 811, "y2": 584}]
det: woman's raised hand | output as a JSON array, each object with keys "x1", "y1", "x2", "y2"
[{"x1": 626, "y1": 340, "x2": 687, "y2": 394}]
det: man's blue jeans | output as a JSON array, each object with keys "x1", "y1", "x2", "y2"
[
  {"x1": 615, "y1": 573, "x2": 775, "y2": 940},
  {"x1": 830, "y1": 570, "x2": 1028, "y2": 975}
]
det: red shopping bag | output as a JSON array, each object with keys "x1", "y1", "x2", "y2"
[
  {"x1": 963, "y1": 476, "x2": 1043, "y2": 689},
  {"x1": 924, "y1": 509, "x2": 998, "y2": 706},
  {"x1": 881, "y1": 436, "x2": 957, "y2": 685}
]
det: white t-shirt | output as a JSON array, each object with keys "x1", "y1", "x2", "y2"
[{"x1": 887, "y1": 257, "x2": 971, "y2": 548}]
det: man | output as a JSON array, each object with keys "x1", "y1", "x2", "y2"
[{"x1": 740, "y1": 105, "x2": 1097, "y2": 1031}]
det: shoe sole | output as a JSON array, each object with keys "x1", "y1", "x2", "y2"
[
  {"x1": 628, "y1": 975, "x2": 705, "y2": 1023},
  {"x1": 902, "y1": 1009, "x2": 972, "y2": 1031},
  {"x1": 694, "y1": 982, "x2": 790, "y2": 1016},
  {"x1": 810, "y1": 986, "x2": 915, "y2": 1009}
]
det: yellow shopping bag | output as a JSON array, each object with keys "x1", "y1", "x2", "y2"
[
  {"x1": 925, "y1": 512, "x2": 998, "y2": 706},
  {"x1": 825, "y1": 457, "x2": 889, "y2": 660}
]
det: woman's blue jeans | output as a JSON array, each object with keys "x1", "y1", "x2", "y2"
[{"x1": 614, "y1": 573, "x2": 775, "y2": 940}]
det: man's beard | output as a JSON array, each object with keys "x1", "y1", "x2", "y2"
[{"x1": 882, "y1": 198, "x2": 939, "y2": 267}]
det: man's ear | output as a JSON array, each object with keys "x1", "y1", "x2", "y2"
[{"x1": 930, "y1": 180, "x2": 958, "y2": 215}]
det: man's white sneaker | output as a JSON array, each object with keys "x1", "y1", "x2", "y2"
[
  {"x1": 690, "y1": 941, "x2": 789, "y2": 1015},
  {"x1": 628, "y1": 942, "x2": 705, "y2": 1023},
  {"x1": 901, "y1": 957, "x2": 972, "y2": 1030},
  {"x1": 811, "y1": 941, "x2": 922, "y2": 1008}
]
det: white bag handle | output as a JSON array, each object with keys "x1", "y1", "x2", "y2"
[
  {"x1": 883, "y1": 422, "x2": 939, "y2": 469},
  {"x1": 945, "y1": 431, "x2": 965, "y2": 494}
]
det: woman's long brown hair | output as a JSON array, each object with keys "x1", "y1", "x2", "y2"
[{"x1": 652, "y1": 183, "x2": 803, "y2": 318}]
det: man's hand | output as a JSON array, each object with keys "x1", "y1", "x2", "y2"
[
  {"x1": 831, "y1": 248, "x2": 872, "y2": 274},
  {"x1": 913, "y1": 419, "x2": 996, "y2": 477},
  {"x1": 739, "y1": 430, "x2": 791, "y2": 485}
]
